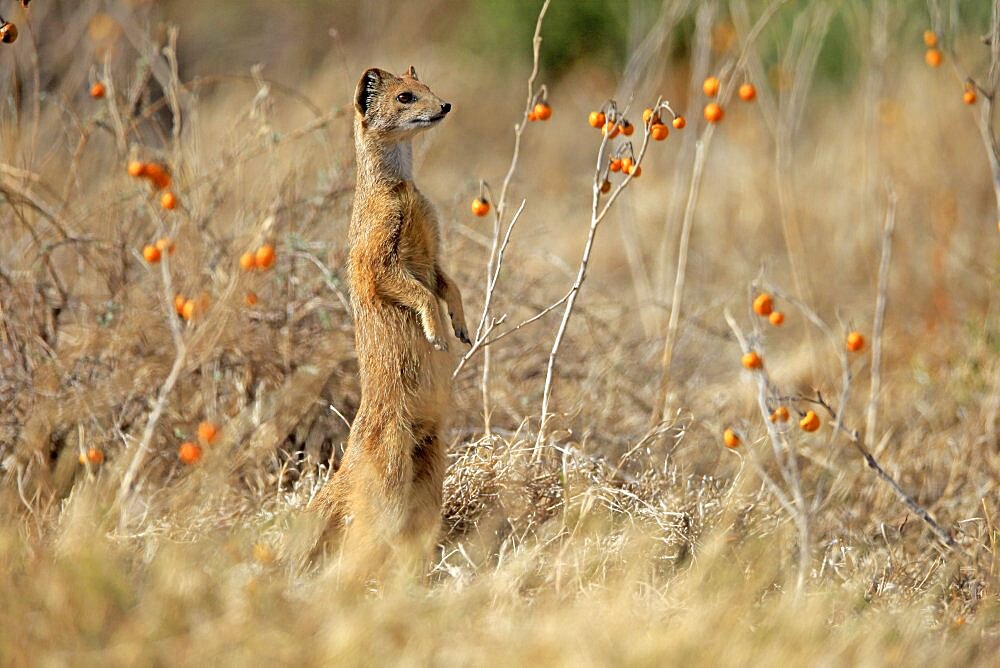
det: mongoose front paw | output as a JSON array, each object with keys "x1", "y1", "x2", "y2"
[{"x1": 449, "y1": 312, "x2": 471, "y2": 346}]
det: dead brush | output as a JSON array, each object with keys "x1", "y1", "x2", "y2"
[
  {"x1": 722, "y1": 248, "x2": 958, "y2": 593},
  {"x1": 437, "y1": 420, "x2": 713, "y2": 581},
  {"x1": 0, "y1": 5, "x2": 354, "y2": 519}
]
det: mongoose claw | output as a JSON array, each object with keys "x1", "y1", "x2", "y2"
[{"x1": 449, "y1": 312, "x2": 471, "y2": 346}]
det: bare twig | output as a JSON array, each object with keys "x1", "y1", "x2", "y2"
[
  {"x1": 653, "y1": 0, "x2": 791, "y2": 420},
  {"x1": 476, "y1": 0, "x2": 551, "y2": 434},
  {"x1": 116, "y1": 215, "x2": 186, "y2": 520},
  {"x1": 865, "y1": 186, "x2": 896, "y2": 449},
  {"x1": 732, "y1": 287, "x2": 956, "y2": 549},
  {"x1": 724, "y1": 309, "x2": 811, "y2": 595},
  {"x1": 932, "y1": 0, "x2": 1000, "y2": 215},
  {"x1": 535, "y1": 106, "x2": 656, "y2": 459}
]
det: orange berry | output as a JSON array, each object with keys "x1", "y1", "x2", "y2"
[
  {"x1": 753, "y1": 293, "x2": 774, "y2": 316},
  {"x1": 723, "y1": 428, "x2": 740, "y2": 448},
  {"x1": 197, "y1": 421, "x2": 219, "y2": 445},
  {"x1": 703, "y1": 76, "x2": 720, "y2": 97},
  {"x1": 245, "y1": 291, "x2": 259, "y2": 306},
  {"x1": 650, "y1": 123, "x2": 669, "y2": 141},
  {"x1": 156, "y1": 237, "x2": 175, "y2": 255},
  {"x1": 178, "y1": 442, "x2": 203, "y2": 464},
  {"x1": 642, "y1": 108, "x2": 656, "y2": 124},
  {"x1": 738, "y1": 83, "x2": 756, "y2": 102},
  {"x1": 79, "y1": 448, "x2": 104, "y2": 465},
  {"x1": 533, "y1": 102, "x2": 552, "y2": 121},
  {"x1": 799, "y1": 410, "x2": 821, "y2": 433},
  {"x1": 963, "y1": 89, "x2": 977, "y2": 105},
  {"x1": 471, "y1": 198, "x2": 490, "y2": 217},
  {"x1": 181, "y1": 299, "x2": 196, "y2": 321},
  {"x1": 527, "y1": 110, "x2": 538, "y2": 122},
  {"x1": 174, "y1": 294, "x2": 186, "y2": 316},
  {"x1": 144, "y1": 163, "x2": 171, "y2": 190},
  {"x1": 672, "y1": 116, "x2": 686, "y2": 129},
  {"x1": 619, "y1": 120, "x2": 634, "y2": 136},
  {"x1": 89, "y1": 82, "x2": 106, "y2": 99},
  {"x1": 768, "y1": 311, "x2": 785, "y2": 326},
  {"x1": 625, "y1": 163, "x2": 641, "y2": 178},
  {"x1": 602, "y1": 121, "x2": 620, "y2": 138},
  {"x1": 620, "y1": 157, "x2": 633, "y2": 173},
  {"x1": 589, "y1": 111, "x2": 606, "y2": 128},
  {"x1": 923, "y1": 30, "x2": 937, "y2": 47},
  {"x1": 704, "y1": 102, "x2": 724, "y2": 123},
  {"x1": 142, "y1": 245, "x2": 161, "y2": 264},
  {"x1": 741, "y1": 351, "x2": 763, "y2": 370},
  {"x1": 846, "y1": 331, "x2": 865, "y2": 352},
  {"x1": 255, "y1": 244, "x2": 276, "y2": 270},
  {"x1": 128, "y1": 161, "x2": 146, "y2": 178},
  {"x1": 770, "y1": 406, "x2": 790, "y2": 423},
  {"x1": 239, "y1": 252, "x2": 256, "y2": 271},
  {"x1": 160, "y1": 191, "x2": 178, "y2": 210},
  {"x1": 78, "y1": 450, "x2": 104, "y2": 465},
  {"x1": 599, "y1": 179, "x2": 611, "y2": 194},
  {"x1": 925, "y1": 48, "x2": 942, "y2": 68},
  {"x1": 609, "y1": 158, "x2": 622, "y2": 173},
  {"x1": 0, "y1": 22, "x2": 18, "y2": 44}
]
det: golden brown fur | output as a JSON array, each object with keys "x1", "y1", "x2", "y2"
[{"x1": 308, "y1": 67, "x2": 468, "y2": 574}]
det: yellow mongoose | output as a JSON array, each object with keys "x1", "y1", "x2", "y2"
[{"x1": 308, "y1": 66, "x2": 469, "y2": 572}]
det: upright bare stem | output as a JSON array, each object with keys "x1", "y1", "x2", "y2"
[
  {"x1": 653, "y1": 0, "x2": 789, "y2": 421},
  {"x1": 773, "y1": 4, "x2": 834, "y2": 356},
  {"x1": 116, "y1": 249, "x2": 186, "y2": 521},
  {"x1": 535, "y1": 125, "x2": 654, "y2": 459},
  {"x1": 653, "y1": 139, "x2": 708, "y2": 421},
  {"x1": 724, "y1": 309, "x2": 810, "y2": 595},
  {"x1": 478, "y1": 0, "x2": 551, "y2": 434},
  {"x1": 865, "y1": 187, "x2": 896, "y2": 449}
]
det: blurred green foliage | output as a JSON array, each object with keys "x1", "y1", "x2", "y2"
[
  {"x1": 459, "y1": 0, "x2": 996, "y2": 87},
  {"x1": 161, "y1": 0, "x2": 998, "y2": 88},
  {"x1": 464, "y1": 0, "x2": 657, "y2": 76}
]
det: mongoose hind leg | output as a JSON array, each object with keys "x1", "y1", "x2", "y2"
[
  {"x1": 305, "y1": 461, "x2": 352, "y2": 566},
  {"x1": 320, "y1": 413, "x2": 417, "y2": 576},
  {"x1": 401, "y1": 425, "x2": 446, "y2": 564}
]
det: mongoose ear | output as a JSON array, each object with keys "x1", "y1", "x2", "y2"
[
  {"x1": 405, "y1": 65, "x2": 418, "y2": 80},
  {"x1": 355, "y1": 68, "x2": 388, "y2": 117}
]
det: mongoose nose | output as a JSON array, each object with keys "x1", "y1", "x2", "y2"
[{"x1": 441, "y1": 103, "x2": 452, "y2": 114}]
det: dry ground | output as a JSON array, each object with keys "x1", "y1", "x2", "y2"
[{"x1": 0, "y1": 1, "x2": 997, "y2": 665}]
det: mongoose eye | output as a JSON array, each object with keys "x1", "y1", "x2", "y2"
[{"x1": 396, "y1": 92, "x2": 415, "y2": 104}]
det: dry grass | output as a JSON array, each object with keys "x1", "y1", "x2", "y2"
[{"x1": 1, "y1": 1, "x2": 998, "y2": 664}]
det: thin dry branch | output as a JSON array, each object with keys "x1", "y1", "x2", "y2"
[
  {"x1": 475, "y1": 0, "x2": 551, "y2": 434},
  {"x1": 732, "y1": 287, "x2": 956, "y2": 548},
  {"x1": 116, "y1": 213, "x2": 187, "y2": 520},
  {"x1": 724, "y1": 308, "x2": 811, "y2": 594},
  {"x1": 807, "y1": 391, "x2": 955, "y2": 547},
  {"x1": 535, "y1": 103, "x2": 656, "y2": 458},
  {"x1": 865, "y1": 186, "x2": 896, "y2": 449},
  {"x1": 933, "y1": 0, "x2": 1000, "y2": 215},
  {"x1": 653, "y1": 0, "x2": 790, "y2": 421}
]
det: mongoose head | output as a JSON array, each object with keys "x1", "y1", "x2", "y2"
[{"x1": 354, "y1": 66, "x2": 451, "y2": 140}]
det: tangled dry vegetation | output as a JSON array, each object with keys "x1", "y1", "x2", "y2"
[{"x1": 0, "y1": 0, "x2": 998, "y2": 664}]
